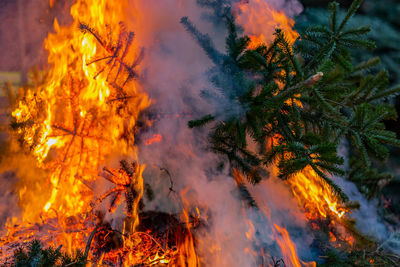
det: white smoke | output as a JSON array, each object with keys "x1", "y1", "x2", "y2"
[
  {"x1": 126, "y1": 0, "x2": 319, "y2": 266},
  {"x1": 335, "y1": 142, "x2": 391, "y2": 242}
]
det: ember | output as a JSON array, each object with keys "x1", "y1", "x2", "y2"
[{"x1": 145, "y1": 134, "x2": 163, "y2": 146}]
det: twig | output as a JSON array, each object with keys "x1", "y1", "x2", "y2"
[
  {"x1": 278, "y1": 72, "x2": 324, "y2": 98},
  {"x1": 110, "y1": 229, "x2": 167, "y2": 253},
  {"x1": 84, "y1": 226, "x2": 98, "y2": 259},
  {"x1": 160, "y1": 167, "x2": 176, "y2": 197}
]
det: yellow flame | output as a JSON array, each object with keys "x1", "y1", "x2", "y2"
[
  {"x1": 274, "y1": 224, "x2": 316, "y2": 267},
  {"x1": 5, "y1": 0, "x2": 150, "y2": 258},
  {"x1": 287, "y1": 167, "x2": 347, "y2": 221},
  {"x1": 12, "y1": 0, "x2": 149, "y2": 223},
  {"x1": 235, "y1": 0, "x2": 299, "y2": 48}
]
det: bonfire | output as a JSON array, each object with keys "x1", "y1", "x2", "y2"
[{"x1": 1, "y1": 0, "x2": 400, "y2": 266}]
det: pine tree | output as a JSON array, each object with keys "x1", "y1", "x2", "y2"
[
  {"x1": 13, "y1": 240, "x2": 87, "y2": 267},
  {"x1": 183, "y1": 0, "x2": 400, "y2": 203},
  {"x1": 296, "y1": 0, "x2": 400, "y2": 84}
]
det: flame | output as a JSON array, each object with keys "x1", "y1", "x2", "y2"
[
  {"x1": 268, "y1": 135, "x2": 347, "y2": 222},
  {"x1": 177, "y1": 209, "x2": 200, "y2": 267},
  {"x1": 274, "y1": 224, "x2": 316, "y2": 267},
  {"x1": 2, "y1": 0, "x2": 353, "y2": 264},
  {"x1": 12, "y1": 0, "x2": 149, "y2": 223},
  {"x1": 236, "y1": 168, "x2": 316, "y2": 266},
  {"x1": 4, "y1": 0, "x2": 150, "y2": 259},
  {"x1": 3, "y1": 0, "x2": 200, "y2": 264},
  {"x1": 268, "y1": 135, "x2": 347, "y2": 223},
  {"x1": 236, "y1": 0, "x2": 352, "y2": 248},
  {"x1": 287, "y1": 167, "x2": 347, "y2": 221},
  {"x1": 235, "y1": 0, "x2": 299, "y2": 48},
  {"x1": 237, "y1": 0, "x2": 348, "y2": 225},
  {"x1": 178, "y1": 187, "x2": 201, "y2": 267}
]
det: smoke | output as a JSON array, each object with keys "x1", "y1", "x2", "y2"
[
  {"x1": 130, "y1": 2, "x2": 256, "y2": 265},
  {"x1": 234, "y1": 0, "x2": 302, "y2": 45},
  {"x1": 333, "y1": 176, "x2": 400, "y2": 256},
  {"x1": 0, "y1": 0, "x2": 325, "y2": 265},
  {"x1": 1, "y1": 0, "x2": 398, "y2": 264},
  {"x1": 127, "y1": 0, "x2": 400, "y2": 263},
  {"x1": 263, "y1": 0, "x2": 303, "y2": 17},
  {"x1": 333, "y1": 176, "x2": 389, "y2": 240},
  {"x1": 124, "y1": 0, "x2": 318, "y2": 266},
  {"x1": 335, "y1": 142, "x2": 389, "y2": 241},
  {"x1": 0, "y1": 172, "x2": 20, "y2": 227},
  {"x1": 0, "y1": 0, "x2": 73, "y2": 74}
]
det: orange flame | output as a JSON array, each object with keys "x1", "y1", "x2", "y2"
[
  {"x1": 12, "y1": 0, "x2": 149, "y2": 223},
  {"x1": 2, "y1": 0, "x2": 352, "y2": 264},
  {"x1": 4, "y1": 0, "x2": 150, "y2": 259},
  {"x1": 287, "y1": 167, "x2": 347, "y2": 221},
  {"x1": 239, "y1": 0, "x2": 352, "y2": 246},
  {"x1": 274, "y1": 224, "x2": 316, "y2": 267},
  {"x1": 269, "y1": 135, "x2": 347, "y2": 222},
  {"x1": 235, "y1": 0, "x2": 299, "y2": 48}
]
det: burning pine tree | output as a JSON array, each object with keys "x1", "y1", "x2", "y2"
[
  {"x1": 0, "y1": 0, "x2": 400, "y2": 266},
  {"x1": 185, "y1": 0, "x2": 400, "y2": 264},
  {"x1": 1, "y1": 0, "x2": 197, "y2": 265}
]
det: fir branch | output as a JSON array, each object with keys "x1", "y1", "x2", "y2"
[
  {"x1": 180, "y1": 16, "x2": 223, "y2": 65},
  {"x1": 337, "y1": 0, "x2": 364, "y2": 33},
  {"x1": 188, "y1": 114, "x2": 215, "y2": 128}
]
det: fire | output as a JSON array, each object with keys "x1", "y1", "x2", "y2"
[
  {"x1": 0, "y1": 0, "x2": 356, "y2": 265},
  {"x1": 177, "y1": 209, "x2": 199, "y2": 267},
  {"x1": 287, "y1": 167, "x2": 347, "y2": 221},
  {"x1": 236, "y1": 168, "x2": 316, "y2": 266},
  {"x1": 12, "y1": 0, "x2": 149, "y2": 222},
  {"x1": 2, "y1": 0, "x2": 202, "y2": 264},
  {"x1": 269, "y1": 134, "x2": 347, "y2": 223},
  {"x1": 237, "y1": 0, "x2": 352, "y2": 249},
  {"x1": 233, "y1": 0, "x2": 350, "y2": 258},
  {"x1": 178, "y1": 187, "x2": 201, "y2": 267},
  {"x1": 274, "y1": 224, "x2": 316, "y2": 267},
  {"x1": 3, "y1": 0, "x2": 150, "y2": 260},
  {"x1": 234, "y1": 0, "x2": 299, "y2": 48}
]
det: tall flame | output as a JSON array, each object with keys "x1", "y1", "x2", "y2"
[
  {"x1": 12, "y1": 0, "x2": 149, "y2": 223},
  {"x1": 274, "y1": 224, "x2": 316, "y2": 267}
]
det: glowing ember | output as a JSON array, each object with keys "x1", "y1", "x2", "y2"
[{"x1": 145, "y1": 134, "x2": 163, "y2": 146}]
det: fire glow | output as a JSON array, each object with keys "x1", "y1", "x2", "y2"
[
  {"x1": 0, "y1": 0, "x2": 354, "y2": 266},
  {"x1": 145, "y1": 134, "x2": 163, "y2": 146},
  {"x1": 11, "y1": 0, "x2": 150, "y2": 221}
]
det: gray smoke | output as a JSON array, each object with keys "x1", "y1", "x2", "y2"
[
  {"x1": 335, "y1": 141, "x2": 399, "y2": 254},
  {"x1": 127, "y1": 0, "x2": 319, "y2": 266},
  {"x1": 0, "y1": 0, "x2": 74, "y2": 76}
]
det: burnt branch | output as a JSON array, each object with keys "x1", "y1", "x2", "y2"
[{"x1": 80, "y1": 22, "x2": 142, "y2": 90}]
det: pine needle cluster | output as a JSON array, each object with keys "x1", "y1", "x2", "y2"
[
  {"x1": 13, "y1": 240, "x2": 87, "y2": 267},
  {"x1": 183, "y1": 0, "x2": 400, "y2": 202}
]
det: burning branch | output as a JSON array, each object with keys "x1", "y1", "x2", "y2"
[
  {"x1": 80, "y1": 22, "x2": 144, "y2": 91},
  {"x1": 97, "y1": 160, "x2": 144, "y2": 233}
]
